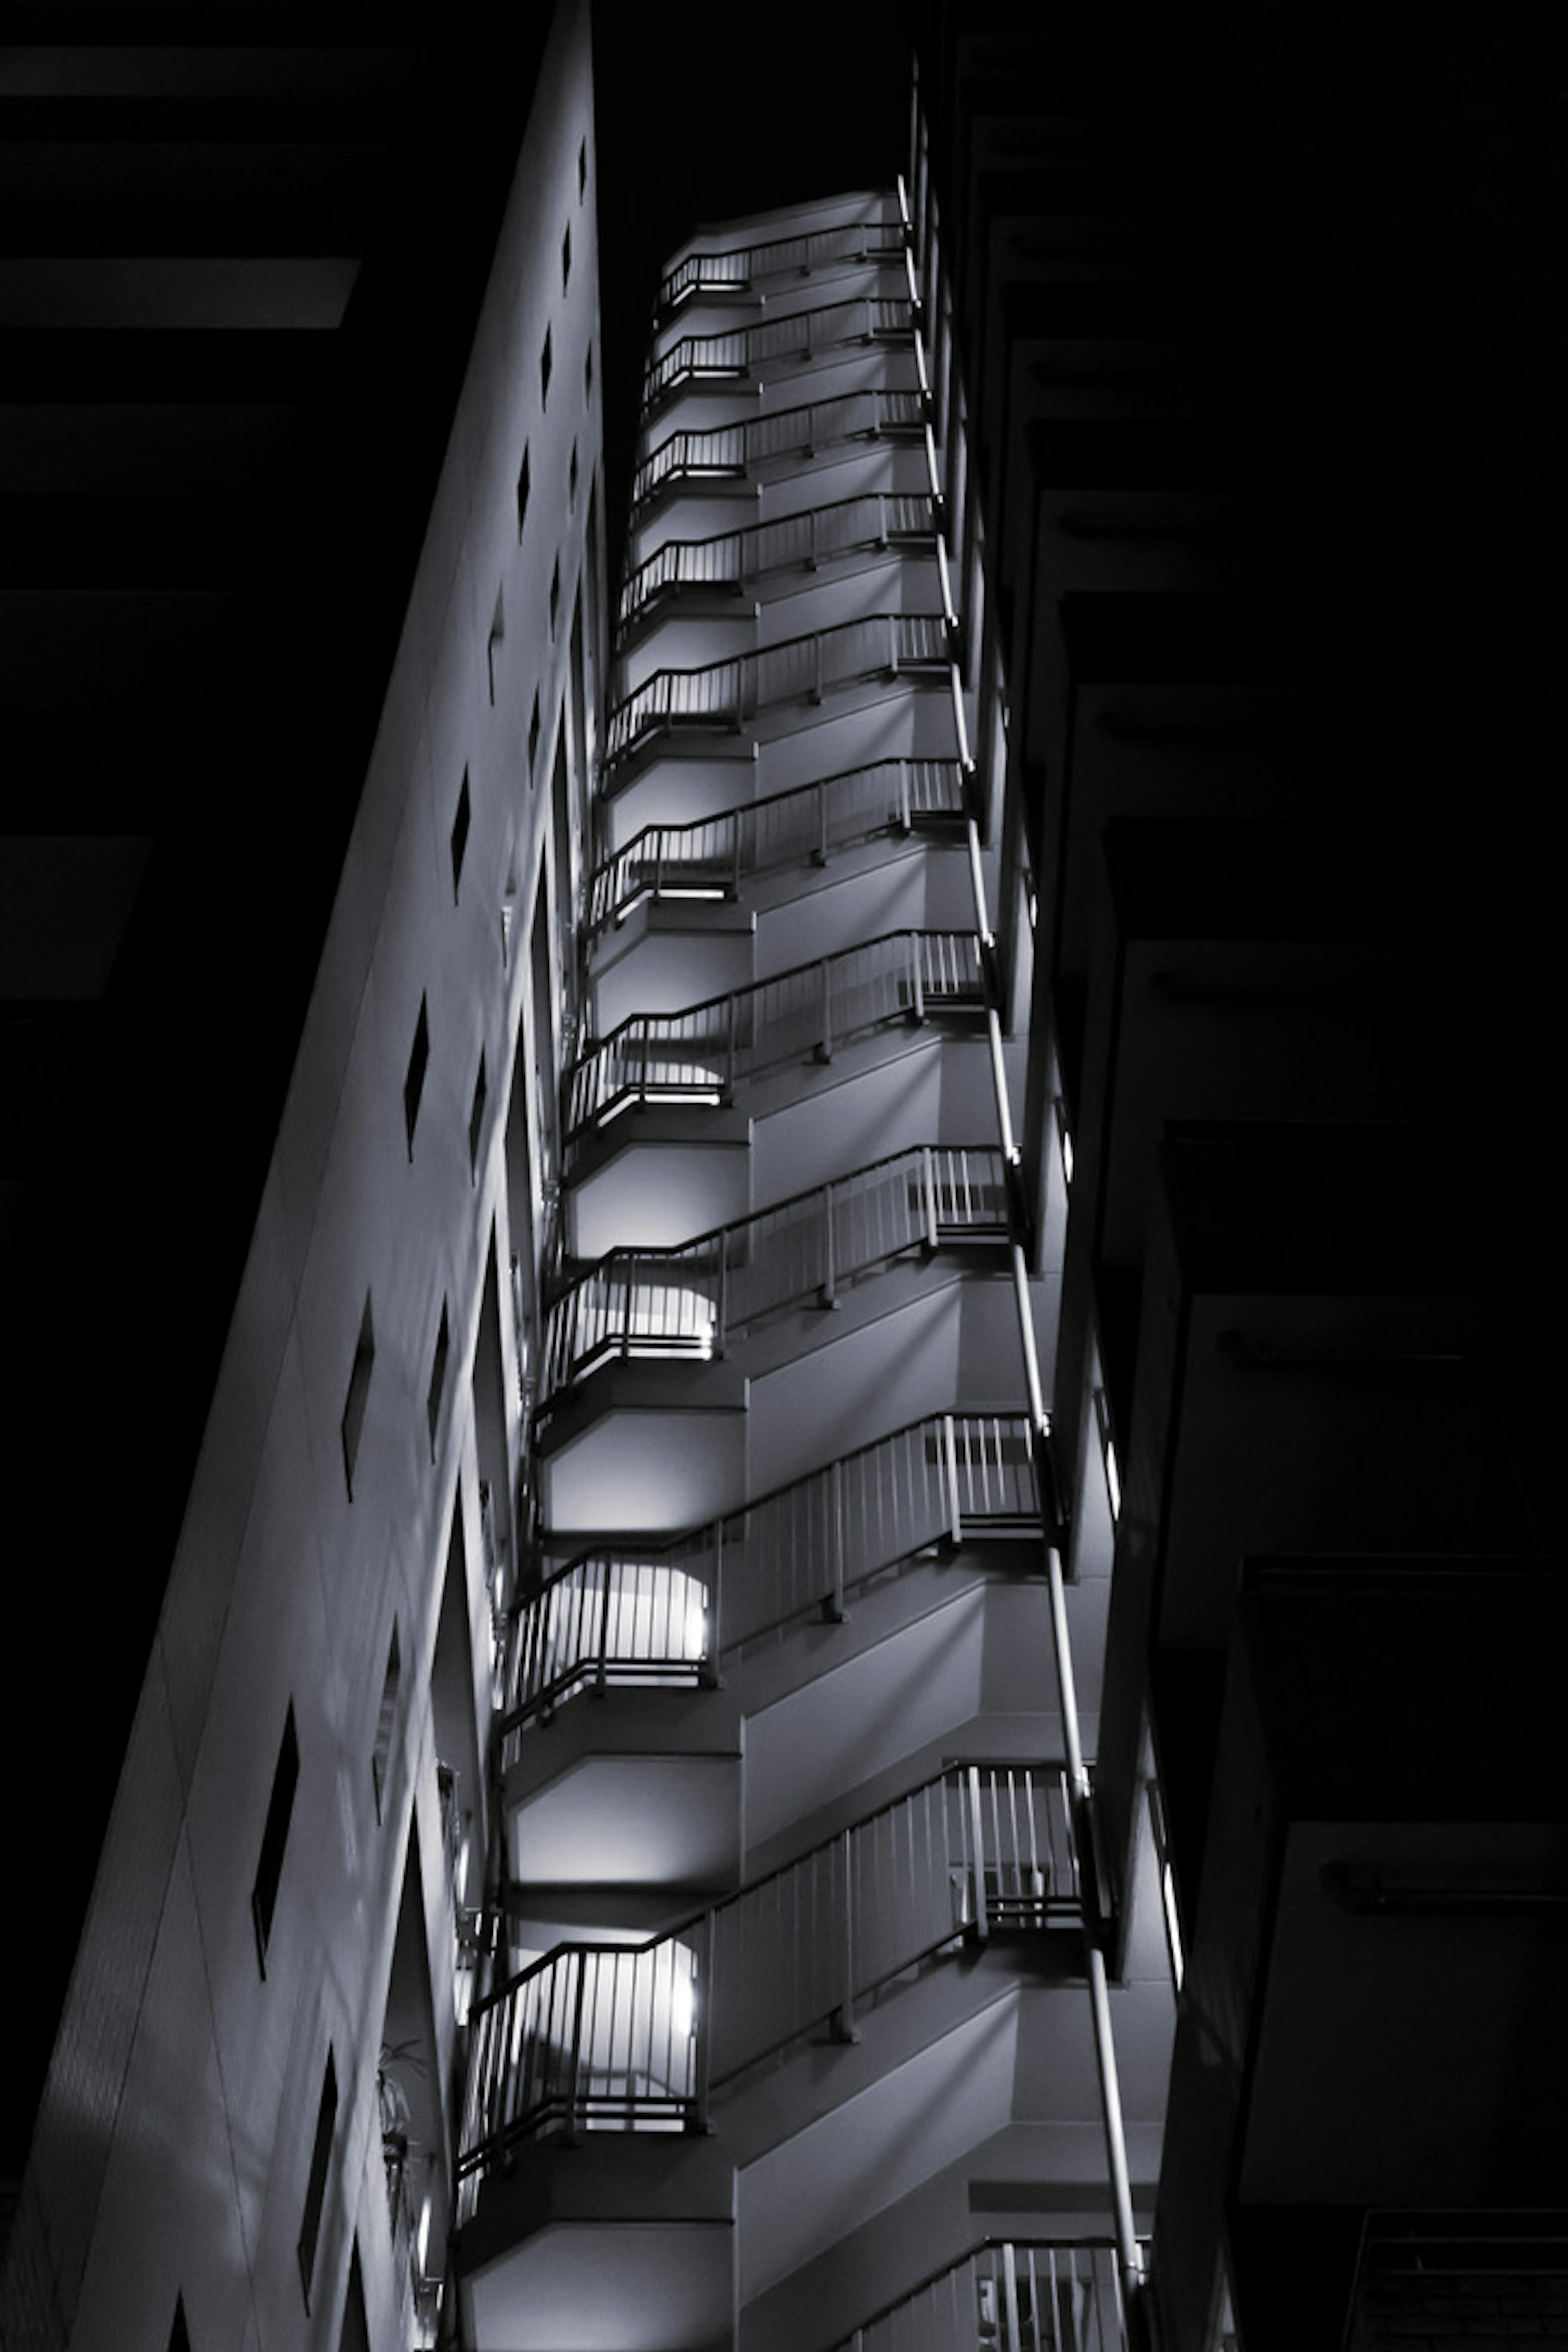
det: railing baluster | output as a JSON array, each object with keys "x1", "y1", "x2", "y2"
[
  {"x1": 826, "y1": 1454, "x2": 846, "y2": 1622},
  {"x1": 967, "y1": 1765, "x2": 990, "y2": 1942},
  {"x1": 834, "y1": 1826, "x2": 856, "y2": 2042},
  {"x1": 1003, "y1": 2241, "x2": 1025, "y2": 2352},
  {"x1": 820, "y1": 1177, "x2": 838, "y2": 1307},
  {"x1": 565, "y1": 1953, "x2": 587, "y2": 2141},
  {"x1": 942, "y1": 1413, "x2": 962, "y2": 1546}
]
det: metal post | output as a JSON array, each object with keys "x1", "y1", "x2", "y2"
[
  {"x1": 834, "y1": 1828, "x2": 857, "y2": 2040},
  {"x1": 942, "y1": 1412, "x2": 963, "y2": 1547},
  {"x1": 909, "y1": 932, "x2": 926, "y2": 1025},
  {"x1": 595, "y1": 1563, "x2": 613, "y2": 1693},
  {"x1": 826, "y1": 1454, "x2": 846, "y2": 1621},
  {"x1": 967, "y1": 1766, "x2": 990, "y2": 1942},
  {"x1": 565, "y1": 1954, "x2": 588, "y2": 2143},
  {"x1": 961, "y1": 659, "x2": 1145, "y2": 2299},
  {"x1": 1089, "y1": 1940, "x2": 1146, "y2": 2301},
  {"x1": 1002, "y1": 2242, "x2": 1024, "y2": 2352}
]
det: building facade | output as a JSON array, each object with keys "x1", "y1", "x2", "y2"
[
  {"x1": 449, "y1": 166, "x2": 1169, "y2": 2352},
  {"x1": 4, "y1": 4, "x2": 1563, "y2": 2350}
]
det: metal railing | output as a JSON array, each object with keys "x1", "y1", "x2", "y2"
[
  {"x1": 631, "y1": 388, "x2": 926, "y2": 511},
  {"x1": 541, "y1": 1145, "x2": 1010, "y2": 1397},
  {"x1": 836, "y1": 2238, "x2": 1129, "y2": 2352},
  {"x1": 657, "y1": 214, "x2": 905, "y2": 317},
  {"x1": 644, "y1": 294, "x2": 915, "y2": 406},
  {"x1": 619, "y1": 490, "x2": 937, "y2": 637},
  {"x1": 500, "y1": 1410, "x2": 1039, "y2": 1737},
  {"x1": 458, "y1": 1764, "x2": 1076, "y2": 2205},
  {"x1": 566, "y1": 928, "x2": 984, "y2": 1140},
  {"x1": 606, "y1": 611, "x2": 951, "y2": 767},
  {"x1": 460, "y1": 1935, "x2": 701, "y2": 2194},
  {"x1": 586, "y1": 755, "x2": 968, "y2": 933}
]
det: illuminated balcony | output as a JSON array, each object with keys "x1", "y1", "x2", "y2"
[
  {"x1": 454, "y1": 1762, "x2": 1088, "y2": 2350},
  {"x1": 461, "y1": 1764, "x2": 1078, "y2": 2196},
  {"x1": 655, "y1": 214, "x2": 906, "y2": 320},
  {"x1": 618, "y1": 490, "x2": 938, "y2": 644},
  {"x1": 501, "y1": 1410, "x2": 1041, "y2": 1739},
  {"x1": 542, "y1": 1145, "x2": 1009, "y2": 1397},
  {"x1": 834, "y1": 2238, "x2": 1129, "y2": 2352},
  {"x1": 566, "y1": 927, "x2": 984, "y2": 1147},
  {"x1": 586, "y1": 755, "x2": 967, "y2": 935},
  {"x1": 604, "y1": 612, "x2": 951, "y2": 775},
  {"x1": 534, "y1": 1147, "x2": 1017, "y2": 1535},
  {"x1": 643, "y1": 293, "x2": 915, "y2": 410},
  {"x1": 630, "y1": 390, "x2": 926, "y2": 516}
]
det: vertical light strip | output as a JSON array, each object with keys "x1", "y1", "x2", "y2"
[{"x1": 914, "y1": 168, "x2": 1146, "y2": 2296}]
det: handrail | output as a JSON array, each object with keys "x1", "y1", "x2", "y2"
[
  {"x1": 644, "y1": 294, "x2": 915, "y2": 407},
  {"x1": 656, "y1": 212, "x2": 905, "y2": 317},
  {"x1": 618, "y1": 489, "x2": 937, "y2": 637},
  {"x1": 500, "y1": 1410, "x2": 1040, "y2": 1738},
  {"x1": 566, "y1": 927, "x2": 984, "y2": 1142},
  {"x1": 457, "y1": 1762, "x2": 1077, "y2": 2204},
  {"x1": 835, "y1": 2238, "x2": 1129, "y2": 2352},
  {"x1": 459, "y1": 1933, "x2": 700, "y2": 2195},
  {"x1": 586, "y1": 755, "x2": 968, "y2": 934},
  {"x1": 605, "y1": 611, "x2": 951, "y2": 766},
  {"x1": 630, "y1": 388, "x2": 926, "y2": 511},
  {"x1": 540, "y1": 1143, "x2": 1010, "y2": 1397}
]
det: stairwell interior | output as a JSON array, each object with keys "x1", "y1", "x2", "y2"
[{"x1": 451, "y1": 175, "x2": 1175, "y2": 2352}]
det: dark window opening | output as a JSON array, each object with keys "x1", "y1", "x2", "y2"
[
  {"x1": 561, "y1": 224, "x2": 572, "y2": 291},
  {"x1": 528, "y1": 692, "x2": 541, "y2": 777},
  {"x1": 584, "y1": 341, "x2": 593, "y2": 402},
  {"x1": 341, "y1": 1293, "x2": 374, "y2": 1498},
  {"x1": 404, "y1": 996, "x2": 429, "y2": 1157},
  {"x1": 450, "y1": 770, "x2": 471, "y2": 900},
  {"x1": 487, "y1": 584, "x2": 505, "y2": 705},
  {"x1": 372, "y1": 1623, "x2": 401, "y2": 1821},
  {"x1": 427, "y1": 1300, "x2": 450, "y2": 1457},
  {"x1": 516, "y1": 445, "x2": 530, "y2": 538},
  {"x1": 469, "y1": 1051, "x2": 487, "y2": 1180},
  {"x1": 169, "y1": 2296, "x2": 192, "y2": 2352},
  {"x1": 578, "y1": 138, "x2": 587, "y2": 198},
  {"x1": 297, "y1": 2047, "x2": 337, "y2": 2307},
  {"x1": 252, "y1": 1702, "x2": 299, "y2": 1975},
  {"x1": 549, "y1": 557, "x2": 561, "y2": 639},
  {"x1": 540, "y1": 327, "x2": 552, "y2": 405},
  {"x1": 568, "y1": 439, "x2": 579, "y2": 508}
]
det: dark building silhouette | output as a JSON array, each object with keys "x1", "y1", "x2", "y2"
[{"x1": 2, "y1": 4, "x2": 1561, "y2": 2348}]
